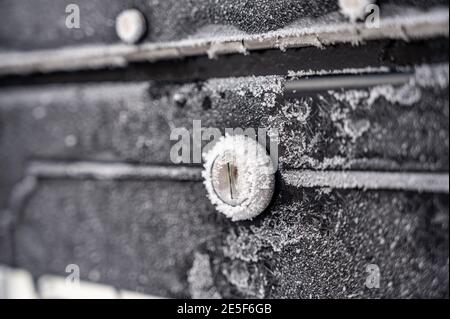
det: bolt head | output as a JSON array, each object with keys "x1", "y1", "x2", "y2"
[
  {"x1": 202, "y1": 135, "x2": 275, "y2": 221},
  {"x1": 115, "y1": 9, "x2": 147, "y2": 44}
]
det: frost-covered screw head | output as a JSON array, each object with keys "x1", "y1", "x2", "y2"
[
  {"x1": 338, "y1": 0, "x2": 375, "y2": 22},
  {"x1": 115, "y1": 9, "x2": 147, "y2": 44},
  {"x1": 202, "y1": 135, "x2": 275, "y2": 221}
]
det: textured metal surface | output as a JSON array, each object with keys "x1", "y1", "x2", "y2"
[{"x1": 1, "y1": 61, "x2": 448, "y2": 297}]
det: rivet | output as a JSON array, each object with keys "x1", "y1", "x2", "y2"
[
  {"x1": 202, "y1": 135, "x2": 275, "y2": 221},
  {"x1": 115, "y1": 9, "x2": 147, "y2": 44},
  {"x1": 64, "y1": 135, "x2": 78, "y2": 148}
]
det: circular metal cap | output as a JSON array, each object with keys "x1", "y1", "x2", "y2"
[
  {"x1": 115, "y1": 9, "x2": 147, "y2": 44},
  {"x1": 202, "y1": 135, "x2": 275, "y2": 221}
]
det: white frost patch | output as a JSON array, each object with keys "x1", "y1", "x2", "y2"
[
  {"x1": 204, "y1": 75, "x2": 283, "y2": 99},
  {"x1": 261, "y1": 63, "x2": 448, "y2": 170},
  {"x1": 415, "y1": 63, "x2": 449, "y2": 89},
  {"x1": 283, "y1": 170, "x2": 449, "y2": 193},
  {"x1": 366, "y1": 84, "x2": 421, "y2": 106},
  {"x1": 329, "y1": 63, "x2": 449, "y2": 108},
  {"x1": 281, "y1": 100, "x2": 312, "y2": 123},
  {"x1": 343, "y1": 118, "x2": 371, "y2": 142},
  {"x1": 331, "y1": 89, "x2": 371, "y2": 109},
  {"x1": 207, "y1": 41, "x2": 248, "y2": 59},
  {"x1": 287, "y1": 66, "x2": 391, "y2": 78},
  {"x1": 330, "y1": 83, "x2": 419, "y2": 108}
]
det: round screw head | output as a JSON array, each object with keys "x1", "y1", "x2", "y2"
[
  {"x1": 202, "y1": 135, "x2": 275, "y2": 221},
  {"x1": 115, "y1": 9, "x2": 147, "y2": 44}
]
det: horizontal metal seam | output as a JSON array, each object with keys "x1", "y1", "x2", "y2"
[
  {"x1": 283, "y1": 170, "x2": 449, "y2": 193},
  {"x1": 0, "y1": 10, "x2": 448, "y2": 76},
  {"x1": 25, "y1": 160, "x2": 450, "y2": 193}
]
